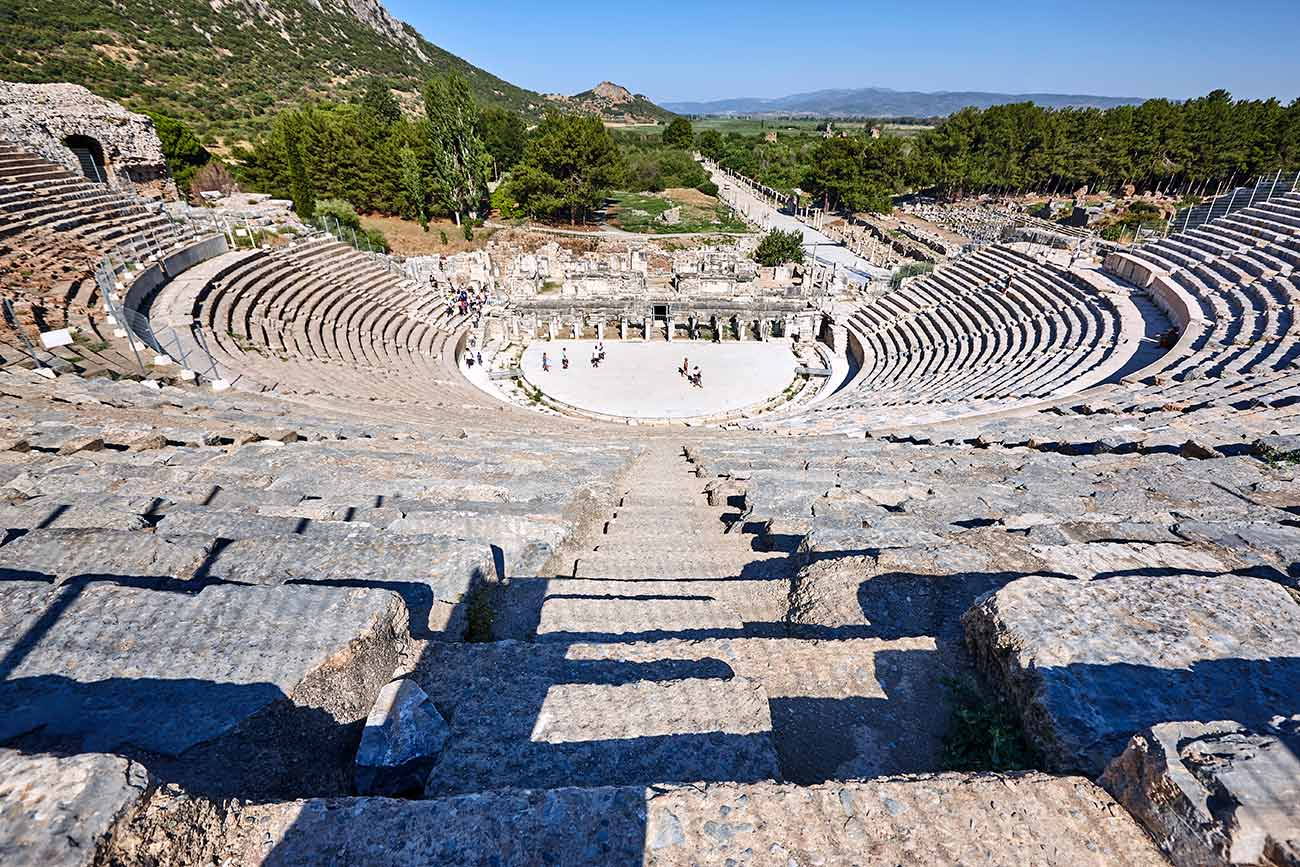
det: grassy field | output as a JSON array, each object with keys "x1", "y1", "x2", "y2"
[{"x1": 606, "y1": 188, "x2": 749, "y2": 234}]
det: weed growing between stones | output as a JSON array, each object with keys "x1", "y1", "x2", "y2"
[
  {"x1": 465, "y1": 584, "x2": 497, "y2": 642},
  {"x1": 939, "y1": 677, "x2": 1036, "y2": 772},
  {"x1": 1258, "y1": 445, "x2": 1300, "y2": 468}
]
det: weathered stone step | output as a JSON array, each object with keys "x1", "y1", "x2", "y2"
[
  {"x1": 565, "y1": 634, "x2": 949, "y2": 782},
  {"x1": 610, "y1": 503, "x2": 727, "y2": 521},
  {"x1": 0, "y1": 580, "x2": 407, "y2": 800},
  {"x1": 411, "y1": 640, "x2": 780, "y2": 797},
  {"x1": 97, "y1": 772, "x2": 1170, "y2": 866},
  {"x1": 601, "y1": 520, "x2": 734, "y2": 539},
  {"x1": 574, "y1": 546, "x2": 791, "y2": 579},
  {"x1": 0, "y1": 528, "x2": 213, "y2": 582},
  {"x1": 535, "y1": 595, "x2": 743, "y2": 640},
  {"x1": 541, "y1": 577, "x2": 793, "y2": 628}
]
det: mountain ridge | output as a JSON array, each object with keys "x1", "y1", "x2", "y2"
[
  {"x1": 0, "y1": 0, "x2": 673, "y2": 145},
  {"x1": 663, "y1": 85, "x2": 1146, "y2": 117}
]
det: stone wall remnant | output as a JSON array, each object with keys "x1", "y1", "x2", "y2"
[{"x1": 0, "y1": 81, "x2": 175, "y2": 199}]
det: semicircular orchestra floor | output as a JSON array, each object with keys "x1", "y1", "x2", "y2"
[{"x1": 519, "y1": 340, "x2": 798, "y2": 420}]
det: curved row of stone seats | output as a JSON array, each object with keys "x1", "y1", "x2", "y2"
[
  {"x1": 1111, "y1": 191, "x2": 1300, "y2": 386},
  {"x1": 839, "y1": 245, "x2": 1123, "y2": 409},
  {"x1": 0, "y1": 145, "x2": 215, "y2": 379},
  {"x1": 178, "y1": 239, "x2": 479, "y2": 406},
  {"x1": 2, "y1": 355, "x2": 1296, "y2": 864},
  {"x1": 850, "y1": 361, "x2": 1300, "y2": 469},
  {"x1": 0, "y1": 144, "x2": 197, "y2": 264}
]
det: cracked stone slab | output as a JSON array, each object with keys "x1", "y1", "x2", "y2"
[
  {"x1": 101, "y1": 772, "x2": 1168, "y2": 866},
  {"x1": 0, "y1": 580, "x2": 407, "y2": 797},
  {"x1": 355, "y1": 679, "x2": 450, "y2": 797},
  {"x1": 1027, "y1": 542, "x2": 1229, "y2": 579},
  {"x1": 964, "y1": 573, "x2": 1300, "y2": 774},
  {"x1": 0, "y1": 529, "x2": 214, "y2": 582},
  {"x1": 1100, "y1": 717, "x2": 1300, "y2": 867}
]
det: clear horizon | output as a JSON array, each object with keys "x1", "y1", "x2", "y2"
[{"x1": 390, "y1": 0, "x2": 1300, "y2": 104}]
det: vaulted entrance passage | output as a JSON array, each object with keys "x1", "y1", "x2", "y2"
[{"x1": 64, "y1": 134, "x2": 108, "y2": 183}]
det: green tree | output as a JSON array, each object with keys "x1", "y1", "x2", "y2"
[
  {"x1": 397, "y1": 145, "x2": 430, "y2": 230},
  {"x1": 754, "y1": 229, "x2": 805, "y2": 266},
  {"x1": 360, "y1": 77, "x2": 401, "y2": 128},
  {"x1": 145, "y1": 111, "x2": 210, "y2": 191},
  {"x1": 663, "y1": 116, "x2": 694, "y2": 149},
  {"x1": 696, "y1": 129, "x2": 725, "y2": 160},
  {"x1": 479, "y1": 105, "x2": 527, "y2": 177},
  {"x1": 802, "y1": 136, "x2": 899, "y2": 214},
  {"x1": 278, "y1": 111, "x2": 314, "y2": 219},
  {"x1": 502, "y1": 111, "x2": 623, "y2": 223},
  {"x1": 423, "y1": 72, "x2": 490, "y2": 225}
]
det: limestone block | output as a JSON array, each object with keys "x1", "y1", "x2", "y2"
[
  {"x1": 964, "y1": 573, "x2": 1300, "y2": 774},
  {"x1": 0, "y1": 581, "x2": 407, "y2": 798},
  {"x1": 0, "y1": 528, "x2": 213, "y2": 582},
  {"x1": 0, "y1": 749, "x2": 150, "y2": 867},
  {"x1": 55, "y1": 435, "x2": 103, "y2": 456},
  {"x1": 354, "y1": 679, "x2": 450, "y2": 796},
  {"x1": 1100, "y1": 718, "x2": 1300, "y2": 867}
]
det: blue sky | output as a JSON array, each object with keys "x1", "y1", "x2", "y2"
[{"x1": 388, "y1": 0, "x2": 1300, "y2": 103}]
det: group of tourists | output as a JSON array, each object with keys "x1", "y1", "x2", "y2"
[
  {"x1": 679, "y1": 356, "x2": 703, "y2": 388},
  {"x1": 541, "y1": 342, "x2": 607, "y2": 373},
  {"x1": 446, "y1": 287, "x2": 490, "y2": 326}
]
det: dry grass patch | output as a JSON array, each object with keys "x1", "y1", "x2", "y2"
[{"x1": 360, "y1": 215, "x2": 496, "y2": 256}]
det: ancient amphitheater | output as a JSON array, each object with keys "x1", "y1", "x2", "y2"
[{"x1": 2, "y1": 117, "x2": 1299, "y2": 867}]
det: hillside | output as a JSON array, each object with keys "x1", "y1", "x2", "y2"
[
  {"x1": 549, "y1": 81, "x2": 675, "y2": 125},
  {"x1": 0, "y1": 0, "x2": 544, "y2": 145},
  {"x1": 664, "y1": 86, "x2": 1144, "y2": 117}
]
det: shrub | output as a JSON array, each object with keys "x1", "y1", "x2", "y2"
[
  {"x1": 439, "y1": 230, "x2": 449, "y2": 245},
  {"x1": 696, "y1": 180, "x2": 719, "y2": 197},
  {"x1": 314, "y1": 198, "x2": 361, "y2": 231},
  {"x1": 190, "y1": 162, "x2": 236, "y2": 198},
  {"x1": 754, "y1": 229, "x2": 806, "y2": 266},
  {"x1": 939, "y1": 677, "x2": 1036, "y2": 772},
  {"x1": 889, "y1": 261, "x2": 935, "y2": 289}
]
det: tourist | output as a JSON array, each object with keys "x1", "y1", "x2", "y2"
[
  {"x1": 691, "y1": 365, "x2": 703, "y2": 388},
  {"x1": 591, "y1": 349, "x2": 599, "y2": 368},
  {"x1": 475, "y1": 351, "x2": 483, "y2": 367},
  {"x1": 542, "y1": 352, "x2": 549, "y2": 372},
  {"x1": 561, "y1": 349, "x2": 569, "y2": 370},
  {"x1": 680, "y1": 356, "x2": 689, "y2": 377},
  {"x1": 597, "y1": 341, "x2": 606, "y2": 361}
]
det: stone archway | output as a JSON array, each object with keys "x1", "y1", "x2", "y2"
[{"x1": 63, "y1": 134, "x2": 109, "y2": 184}]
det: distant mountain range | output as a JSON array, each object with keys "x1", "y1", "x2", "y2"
[{"x1": 662, "y1": 87, "x2": 1146, "y2": 118}]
